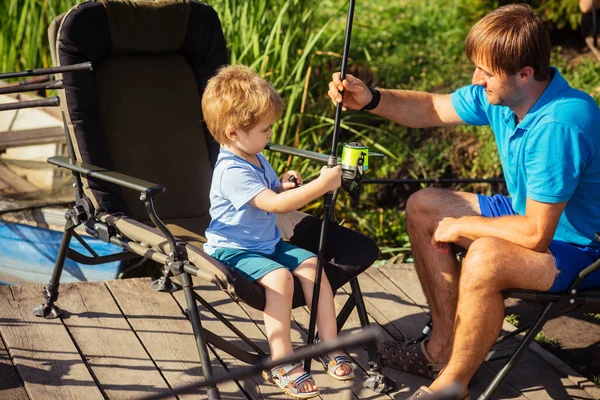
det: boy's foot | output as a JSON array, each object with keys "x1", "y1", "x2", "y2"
[
  {"x1": 262, "y1": 362, "x2": 319, "y2": 399},
  {"x1": 319, "y1": 351, "x2": 355, "y2": 381}
]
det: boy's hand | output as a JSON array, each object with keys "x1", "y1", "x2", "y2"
[
  {"x1": 318, "y1": 165, "x2": 342, "y2": 192},
  {"x1": 281, "y1": 170, "x2": 302, "y2": 190}
]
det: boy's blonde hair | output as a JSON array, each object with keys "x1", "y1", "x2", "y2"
[
  {"x1": 202, "y1": 65, "x2": 284, "y2": 144},
  {"x1": 465, "y1": 4, "x2": 551, "y2": 81}
]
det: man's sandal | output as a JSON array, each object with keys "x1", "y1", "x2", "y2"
[
  {"x1": 407, "y1": 386, "x2": 471, "y2": 400},
  {"x1": 378, "y1": 339, "x2": 445, "y2": 379},
  {"x1": 318, "y1": 353, "x2": 355, "y2": 381},
  {"x1": 262, "y1": 362, "x2": 319, "y2": 399}
]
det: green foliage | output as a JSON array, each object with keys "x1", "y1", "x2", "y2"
[
  {"x1": 0, "y1": 0, "x2": 78, "y2": 74},
  {"x1": 535, "y1": 331, "x2": 560, "y2": 347},
  {"x1": 505, "y1": 314, "x2": 519, "y2": 326},
  {"x1": 2, "y1": 0, "x2": 599, "y2": 259},
  {"x1": 461, "y1": 0, "x2": 582, "y2": 30}
]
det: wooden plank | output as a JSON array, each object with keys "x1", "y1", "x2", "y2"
[
  {"x1": 0, "y1": 331, "x2": 28, "y2": 400},
  {"x1": 360, "y1": 268, "x2": 525, "y2": 399},
  {"x1": 236, "y1": 286, "x2": 387, "y2": 400},
  {"x1": 374, "y1": 264, "x2": 592, "y2": 399},
  {"x1": 175, "y1": 279, "x2": 280, "y2": 399},
  {"x1": 486, "y1": 349, "x2": 594, "y2": 399},
  {"x1": 57, "y1": 281, "x2": 175, "y2": 399},
  {"x1": 235, "y1": 301, "x2": 340, "y2": 400},
  {"x1": 0, "y1": 127, "x2": 65, "y2": 151},
  {"x1": 106, "y1": 278, "x2": 246, "y2": 399},
  {"x1": 0, "y1": 164, "x2": 38, "y2": 192},
  {"x1": 361, "y1": 268, "x2": 430, "y2": 341},
  {"x1": 0, "y1": 285, "x2": 104, "y2": 400},
  {"x1": 292, "y1": 290, "x2": 406, "y2": 399}
]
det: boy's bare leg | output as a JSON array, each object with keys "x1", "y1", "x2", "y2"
[
  {"x1": 405, "y1": 188, "x2": 481, "y2": 363},
  {"x1": 293, "y1": 258, "x2": 352, "y2": 376},
  {"x1": 258, "y1": 268, "x2": 318, "y2": 393}
]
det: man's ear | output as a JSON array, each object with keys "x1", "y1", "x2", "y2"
[{"x1": 519, "y1": 66, "x2": 535, "y2": 83}]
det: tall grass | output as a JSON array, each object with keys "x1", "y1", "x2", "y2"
[
  {"x1": 211, "y1": 0, "x2": 345, "y2": 175},
  {"x1": 2, "y1": 0, "x2": 599, "y2": 256},
  {"x1": 0, "y1": 0, "x2": 77, "y2": 75}
]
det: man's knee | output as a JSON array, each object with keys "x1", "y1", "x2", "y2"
[
  {"x1": 460, "y1": 237, "x2": 506, "y2": 291},
  {"x1": 406, "y1": 188, "x2": 446, "y2": 224}
]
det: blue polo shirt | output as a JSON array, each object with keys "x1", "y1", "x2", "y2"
[
  {"x1": 204, "y1": 149, "x2": 282, "y2": 255},
  {"x1": 451, "y1": 68, "x2": 600, "y2": 247}
]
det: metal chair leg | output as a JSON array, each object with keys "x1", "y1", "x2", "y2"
[
  {"x1": 350, "y1": 278, "x2": 396, "y2": 394},
  {"x1": 478, "y1": 302, "x2": 556, "y2": 400},
  {"x1": 32, "y1": 221, "x2": 75, "y2": 319},
  {"x1": 179, "y1": 272, "x2": 221, "y2": 400}
]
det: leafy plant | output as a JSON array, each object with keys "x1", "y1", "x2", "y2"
[{"x1": 0, "y1": 0, "x2": 77, "y2": 75}]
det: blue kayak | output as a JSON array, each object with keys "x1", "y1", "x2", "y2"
[{"x1": 0, "y1": 220, "x2": 124, "y2": 285}]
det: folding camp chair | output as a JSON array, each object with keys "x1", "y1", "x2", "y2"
[
  {"x1": 478, "y1": 246, "x2": 600, "y2": 399},
  {"x1": 416, "y1": 243, "x2": 600, "y2": 399},
  {"x1": 32, "y1": 0, "x2": 390, "y2": 398}
]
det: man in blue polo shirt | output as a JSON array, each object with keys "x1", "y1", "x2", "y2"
[{"x1": 328, "y1": 3, "x2": 600, "y2": 399}]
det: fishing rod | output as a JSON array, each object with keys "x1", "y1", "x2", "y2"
[
  {"x1": 303, "y1": 0, "x2": 356, "y2": 373},
  {"x1": 265, "y1": 144, "x2": 505, "y2": 185},
  {"x1": 0, "y1": 61, "x2": 92, "y2": 80},
  {"x1": 0, "y1": 62, "x2": 92, "y2": 112},
  {"x1": 138, "y1": 326, "x2": 382, "y2": 400}
]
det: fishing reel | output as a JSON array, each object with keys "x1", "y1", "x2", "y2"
[{"x1": 340, "y1": 142, "x2": 380, "y2": 206}]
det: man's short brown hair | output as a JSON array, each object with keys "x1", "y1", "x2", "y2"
[
  {"x1": 465, "y1": 4, "x2": 551, "y2": 81},
  {"x1": 202, "y1": 65, "x2": 284, "y2": 144}
]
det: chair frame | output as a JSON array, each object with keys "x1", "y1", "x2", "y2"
[
  {"x1": 478, "y1": 254, "x2": 600, "y2": 399},
  {"x1": 424, "y1": 246, "x2": 600, "y2": 399}
]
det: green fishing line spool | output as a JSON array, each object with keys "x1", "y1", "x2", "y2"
[{"x1": 340, "y1": 142, "x2": 369, "y2": 180}]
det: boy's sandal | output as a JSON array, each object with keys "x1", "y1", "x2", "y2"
[
  {"x1": 378, "y1": 339, "x2": 445, "y2": 380},
  {"x1": 318, "y1": 353, "x2": 355, "y2": 381},
  {"x1": 407, "y1": 386, "x2": 471, "y2": 400},
  {"x1": 262, "y1": 361, "x2": 319, "y2": 399}
]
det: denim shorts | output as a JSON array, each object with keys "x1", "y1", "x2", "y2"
[
  {"x1": 478, "y1": 194, "x2": 600, "y2": 292},
  {"x1": 210, "y1": 239, "x2": 316, "y2": 282}
]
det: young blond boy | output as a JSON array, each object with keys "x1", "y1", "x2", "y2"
[{"x1": 202, "y1": 65, "x2": 353, "y2": 399}]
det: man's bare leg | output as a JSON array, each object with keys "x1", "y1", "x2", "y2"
[
  {"x1": 429, "y1": 237, "x2": 557, "y2": 395},
  {"x1": 405, "y1": 188, "x2": 481, "y2": 363}
]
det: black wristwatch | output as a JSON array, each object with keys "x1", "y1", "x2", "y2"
[{"x1": 360, "y1": 87, "x2": 381, "y2": 111}]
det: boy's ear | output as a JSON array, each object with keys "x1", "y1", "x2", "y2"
[{"x1": 225, "y1": 126, "x2": 238, "y2": 141}]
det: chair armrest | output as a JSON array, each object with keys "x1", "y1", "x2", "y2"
[
  {"x1": 48, "y1": 155, "x2": 165, "y2": 196},
  {"x1": 265, "y1": 143, "x2": 329, "y2": 164}
]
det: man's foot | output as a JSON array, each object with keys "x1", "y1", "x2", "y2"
[
  {"x1": 378, "y1": 339, "x2": 445, "y2": 379},
  {"x1": 406, "y1": 385, "x2": 470, "y2": 400}
]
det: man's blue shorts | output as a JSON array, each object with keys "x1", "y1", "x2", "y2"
[
  {"x1": 478, "y1": 194, "x2": 600, "y2": 292},
  {"x1": 210, "y1": 239, "x2": 316, "y2": 282}
]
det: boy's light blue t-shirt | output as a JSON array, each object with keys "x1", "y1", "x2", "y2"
[
  {"x1": 204, "y1": 149, "x2": 282, "y2": 255},
  {"x1": 450, "y1": 67, "x2": 600, "y2": 247}
]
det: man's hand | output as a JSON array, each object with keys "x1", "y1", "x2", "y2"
[
  {"x1": 328, "y1": 72, "x2": 372, "y2": 111},
  {"x1": 432, "y1": 217, "x2": 463, "y2": 253},
  {"x1": 281, "y1": 170, "x2": 302, "y2": 191}
]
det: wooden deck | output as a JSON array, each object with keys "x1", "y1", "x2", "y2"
[{"x1": 1, "y1": 263, "x2": 599, "y2": 400}]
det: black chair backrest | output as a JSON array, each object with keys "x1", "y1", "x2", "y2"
[{"x1": 49, "y1": 0, "x2": 227, "y2": 221}]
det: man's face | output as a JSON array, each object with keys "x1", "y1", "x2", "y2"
[{"x1": 471, "y1": 60, "x2": 524, "y2": 107}]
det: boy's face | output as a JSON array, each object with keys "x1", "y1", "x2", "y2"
[{"x1": 230, "y1": 115, "x2": 275, "y2": 156}]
